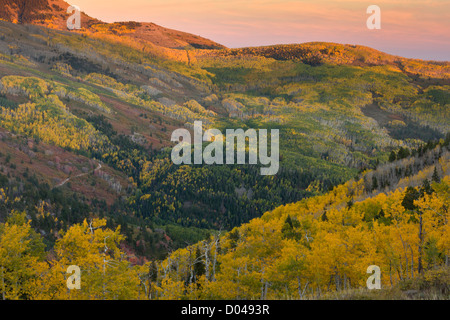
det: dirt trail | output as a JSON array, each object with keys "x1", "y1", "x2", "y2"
[{"x1": 55, "y1": 162, "x2": 102, "y2": 188}]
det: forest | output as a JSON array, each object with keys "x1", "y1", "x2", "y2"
[
  {"x1": 0, "y1": 144, "x2": 448, "y2": 299},
  {"x1": 0, "y1": 15, "x2": 448, "y2": 299}
]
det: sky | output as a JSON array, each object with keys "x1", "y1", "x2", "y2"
[{"x1": 69, "y1": 0, "x2": 450, "y2": 61}]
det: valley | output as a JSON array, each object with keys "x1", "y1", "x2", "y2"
[{"x1": 0, "y1": 0, "x2": 448, "y2": 300}]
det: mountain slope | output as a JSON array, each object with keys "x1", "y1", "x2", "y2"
[
  {"x1": 151, "y1": 140, "x2": 450, "y2": 299},
  {"x1": 0, "y1": 0, "x2": 225, "y2": 50},
  {"x1": 0, "y1": 2, "x2": 448, "y2": 261}
]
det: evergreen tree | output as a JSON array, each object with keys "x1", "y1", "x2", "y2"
[
  {"x1": 432, "y1": 167, "x2": 441, "y2": 183},
  {"x1": 402, "y1": 186, "x2": 420, "y2": 211},
  {"x1": 194, "y1": 247, "x2": 205, "y2": 281},
  {"x1": 420, "y1": 179, "x2": 433, "y2": 196},
  {"x1": 371, "y1": 176, "x2": 378, "y2": 191},
  {"x1": 389, "y1": 151, "x2": 397, "y2": 162},
  {"x1": 397, "y1": 147, "x2": 411, "y2": 160}
]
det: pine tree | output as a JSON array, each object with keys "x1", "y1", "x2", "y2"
[
  {"x1": 432, "y1": 167, "x2": 441, "y2": 183},
  {"x1": 371, "y1": 176, "x2": 378, "y2": 192},
  {"x1": 389, "y1": 151, "x2": 397, "y2": 162},
  {"x1": 402, "y1": 186, "x2": 419, "y2": 211},
  {"x1": 397, "y1": 147, "x2": 410, "y2": 160},
  {"x1": 420, "y1": 179, "x2": 433, "y2": 196},
  {"x1": 149, "y1": 261, "x2": 158, "y2": 283}
]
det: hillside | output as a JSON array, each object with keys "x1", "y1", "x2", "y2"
[
  {"x1": 0, "y1": 13, "x2": 449, "y2": 250},
  {"x1": 0, "y1": 0, "x2": 449, "y2": 299},
  {"x1": 0, "y1": 0, "x2": 225, "y2": 50},
  {"x1": 0, "y1": 0, "x2": 100, "y2": 25},
  {"x1": 1, "y1": 139, "x2": 448, "y2": 299},
  {"x1": 147, "y1": 143, "x2": 450, "y2": 299}
]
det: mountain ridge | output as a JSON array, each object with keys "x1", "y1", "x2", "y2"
[
  {"x1": 1, "y1": 0, "x2": 448, "y2": 72},
  {"x1": 0, "y1": 0, "x2": 226, "y2": 50}
]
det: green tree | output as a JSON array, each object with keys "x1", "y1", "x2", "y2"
[
  {"x1": 389, "y1": 151, "x2": 397, "y2": 162},
  {"x1": 432, "y1": 167, "x2": 441, "y2": 183}
]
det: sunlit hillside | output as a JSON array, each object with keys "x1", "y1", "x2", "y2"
[{"x1": 0, "y1": 0, "x2": 449, "y2": 300}]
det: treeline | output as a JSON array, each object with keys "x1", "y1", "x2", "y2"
[{"x1": 229, "y1": 45, "x2": 324, "y2": 66}]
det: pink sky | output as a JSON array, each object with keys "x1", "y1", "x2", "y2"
[{"x1": 69, "y1": 0, "x2": 449, "y2": 61}]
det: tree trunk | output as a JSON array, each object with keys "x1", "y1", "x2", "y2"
[
  {"x1": 203, "y1": 242, "x2": 210, "y2": 281},
  {"x1": 418, "y1": 214, "x2": 423, "y2": 274},
  {"x1": 389, "y1": 262, "x2": 393, "y2": 287},
  {"x1": 297, "y1": 277, "x2": 302, "y2": 299},
  {"x1": 1, "y1": 266, "x2": 5, "y2": 300}
]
